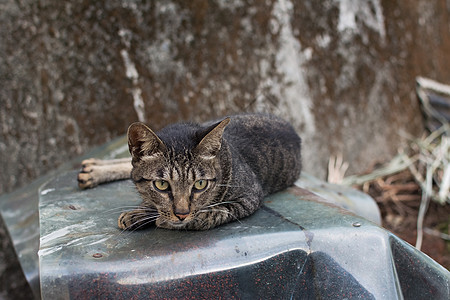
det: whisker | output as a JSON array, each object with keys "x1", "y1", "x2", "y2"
[
  {"x1": 118, "y1": 215, "x2": 159, "y2": 236},
  {"x1": 198, "y1": 208, "x2": 227, "y2": 214},
  {"x1": 202, "y1": 201, "x2": 238, "y2": 209},
  {"x1": 117, "y1": 206, "x2": 157, "y2": 211},
  {"x1": 128, "y1": 216, "x2": 159, "y2": 233},
  {"x1": 121, "y1": 212, "x2": 158, "y2": 220},
  {"x1": 101, "y1": 206, "x2": 144, "y2": 214},
  {"x1": 101, "y1": 207, "x2": 157, "y2": 217}
]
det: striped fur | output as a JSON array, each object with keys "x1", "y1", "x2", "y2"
[{"x1": 119, "y1": 114, "x2": 301, "y2": 230}]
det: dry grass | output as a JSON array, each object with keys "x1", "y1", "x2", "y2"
[
  {"x1": 328, "y1": 126, "x2": 449, "y2": 269},
  {"x1": 327, "y1": 77, "x2": 450, "y2": 267}
]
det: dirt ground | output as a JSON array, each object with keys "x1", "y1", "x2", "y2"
[
  {"x1": 359, "y1": 170, "x2": 450, "y2": 270},
  {"x1": 380, "y1": 201, "x2": 450, "y2": 270}
]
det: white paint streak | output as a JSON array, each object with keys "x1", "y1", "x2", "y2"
[
  {"x1": 66, "y1": 235, "x2": 110, "y2": 247},
  {"x1": 120, "y1": 49, "x2": 138, "y2": 80},
  {"x1": 38, "y1": 246, "x2": 63, "y2": 257},
  {"x1": 40, "y1": 222, "x2": 95, "y2": 246},
  {"x1": 119, "y1": 28, "x2": 146, "y2": 123},
  {"x1": 270, "y1": 0, "x2": 316, "y2": 134},
  {"x1": 38, "y1": 221, "x2": 108, "y2": 257},
  {"x1": 337, "y1": 0, "x2": 357, "y2": 32},
  {"x1": 40, "y1": 188, "x2": 55, "y2": 195},
  {"x1": 120, "y1": 49, "x2": 146, "y2": 123},
  {"x1": 40, "y1": 227, "x2": 72, "y2": 245},
  {"x1": 130, "y1": 87, "x2": 146, "y2": 122},
  {"x1": 106, "y1": 143, "x2": 130, "y2": 159},
  {"x1": 337, "y1": 0, "x2": 386, "y2": 41}
]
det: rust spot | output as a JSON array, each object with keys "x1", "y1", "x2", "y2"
[
  {"x1": 92, "y1": 253, "x2": 103, "y2": 259},
  {"x1": 68, "y1": 205, "x2": 77, "y2": 210}
]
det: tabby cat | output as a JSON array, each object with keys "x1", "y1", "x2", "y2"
[{"x1": 78, "y1": 114, "x2": 301, "y2": 230}]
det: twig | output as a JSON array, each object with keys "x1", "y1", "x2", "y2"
[
  {"x1": 384, "y1": 170, "x2": 413, "y2": 185},
  {"x1": 380, "y1": 183, "x2": 420, "y2": 193},
  {"x1": 416, "y1": 165, "x2": 433, "y2": 250},
  {"x1": 439, "y1": 162, "x2": 450, "y2": 203},
  {"x1": 424, "y1": 227, "x2": 450, "y2": 241},
  {"x1": 341, "y1": 154, "x2": 416, "y2": 186},
  {"x1": 390, "y1": 194, "x2": 422, "y2": 202},
  {"x1": 422, "y1": 123, "x2": 450, "y2": 146},
  {"x1": 327, "y1": 153, "x2": 349, "y2": 184}
]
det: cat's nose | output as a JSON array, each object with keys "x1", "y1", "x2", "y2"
[{"x1": 175, "y1": 210, "x2": 190, "y2": 220}]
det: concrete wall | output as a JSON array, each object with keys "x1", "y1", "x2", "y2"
[
  {"x1": 3, "y1": 0, "x2": 450, "y2": 196},
  {"x1": 1, "y1": 0, "x2": 450, "y2": 297}
]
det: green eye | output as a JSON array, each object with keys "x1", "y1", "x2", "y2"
[
  {"x1": 193, "y1": 180, "x2": 208, "y2": 191},
  {"x1": 154, "y1": 180, "x2": 170, "y2": 191}
]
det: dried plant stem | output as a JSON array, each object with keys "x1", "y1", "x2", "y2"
[
  {"x1": 416, "y1": 165, "x2": 433, "y2": 250},
  {"x1": 440, "y1": 163, "x2": 450, "y2": 202},
  {"x1": 424, "y1": 227, "x2": 450, "y2": 241},
  {"x1": 327, "y1": 153, "x2": 349, "y2": 184},
  {"x1": 341, "y1": 154, "x2": 415, "y2": 186}
]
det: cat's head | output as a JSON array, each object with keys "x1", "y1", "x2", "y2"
[{"x1": 127, "y1": 118, "x2": 230, "y2": 229}]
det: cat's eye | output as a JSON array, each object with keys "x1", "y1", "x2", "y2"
[
  {"x1": 193, "y1": 180, "x2": 208, "y2": 192},
  {"x1": 154, "y1": 180, "x2": 170, "y2": 191}
]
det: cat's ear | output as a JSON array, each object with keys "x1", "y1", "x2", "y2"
[
  {"x1": 128, "y1": 122, "x2": 166, "y2": 163},
  {"x1": 194, "y1": 118, "x2": 230, "y2": 159}
]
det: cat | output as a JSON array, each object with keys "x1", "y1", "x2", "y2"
[{"x1": 77, "y1": 114, "x2": 302, "y2": 230}]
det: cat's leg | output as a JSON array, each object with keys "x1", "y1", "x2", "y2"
[
  {"x1": 188, "y1": 191, "x2": 264, "y2": 230},
  {"x1": 77, "y1": 157, "x2": 132, "y2": 189},
  {"x1": 118, "y1": 206, "x2": 159, "y2": 230},
  {"x1": 80, "y1": 157, "x2": 131, "y2": 166}
]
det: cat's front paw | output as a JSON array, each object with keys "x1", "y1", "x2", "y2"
[{"x1": 118, "y1": 211, "x2": 154, "y2": 230}]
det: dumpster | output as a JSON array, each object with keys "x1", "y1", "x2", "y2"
[{"x1": 1, "y1": 136, "x2": 448, "y2": 299}]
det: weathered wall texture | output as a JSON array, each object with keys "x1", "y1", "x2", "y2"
[{"x1": 1, "y1": 0, "x2": 450, "y2": 196}]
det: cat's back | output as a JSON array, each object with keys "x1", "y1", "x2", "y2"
[
  {"x1": 225, "y1": 114, "x2": 299, "y2": 144},
  {"x1": 224, "y1": 114, "x2": 302, "y2": 195}
]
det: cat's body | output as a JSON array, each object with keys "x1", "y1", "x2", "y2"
[{"x1": 78, "y1": 114, "x2": 301, "y2": 230}]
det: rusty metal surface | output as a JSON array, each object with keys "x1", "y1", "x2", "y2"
[
  {"x1": 2, "y1": 135, "x2": 448, "y2": 298},
  {"x1": 38, "y1": 172, "x2": 449, "y2": 299},
  {"x1": 0, "y1": 134, "x2": 381, "y2": 298},
  {"x1": 295, "y1": 172, "x2": 381, "y2": 225},
  {"x1": 0, "y1": 136, "x2": 129, "y2": 298}
]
